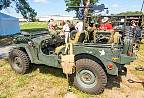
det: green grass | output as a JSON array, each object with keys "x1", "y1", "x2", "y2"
[
  {"x1": 20, "y1": 22, "x2": 48, "y2": 32},
  {"x1": 20, "y1": 22, "x2": 48, "y2": 30},
  {"x1": 0, "y1": 59, "x2": 108, "y2": 98},
  {"x1": 129, "y1": 40, "x2": 144, "y2": 76}
]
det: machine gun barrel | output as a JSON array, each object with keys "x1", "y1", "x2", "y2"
[
  {"x1": 68, "y1": 4, "x2": 108, "y2": 11},
  {"x1": 68, "y1": 6, "x2": 108, "y2": 9},
  {"x1": 68, "y1": 6, "x2": 92, "y2": 8}
]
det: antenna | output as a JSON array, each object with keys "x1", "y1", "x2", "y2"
[
  {"x1": 141, "y1": 0, "x2": 144, "y2": 12},
  {"x1": 140, "y1": 0, "x2": 144, "y2": 28}
]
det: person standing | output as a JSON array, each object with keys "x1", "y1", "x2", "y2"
[
  {"x1": 75, "y1": 20, "x2": 83, "y2": 33},
  {"x1": 131, "y1": 20, "x2": 137, "y2": 28},
  {"x1": 63, "y1": 20, "x2": 70, "y2": 44},
  {"x1": 48, "y1": 19, "x2": 56, "y2": 34},
  {"x1": 99, "y1": 17, "x2": 113, "y2": 30},
  {"x1": 131, "y1": 20, "x2": 142, "y2": 42}
]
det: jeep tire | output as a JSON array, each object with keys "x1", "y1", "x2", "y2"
[
  {"x1": 73, "y1": 58, "x2": 107, "y2": 94},
  {"x1": 9, "y1": 49, "x2": 30, "y2": 74}
]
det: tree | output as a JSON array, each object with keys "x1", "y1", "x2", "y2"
[
  {"x1": 0, "y1": 0, "x2": 37, "y2": 21},
  {"x1": 117, "y1": 11, "x2": 143, "y2": 16}
]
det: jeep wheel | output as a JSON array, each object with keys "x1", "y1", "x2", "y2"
[
  {"x1": 9, "y1": 49, "x2": 30, "y2": 74},
  {"x1": 73, "y1": 58, "x2": 107, "y2": 94}
]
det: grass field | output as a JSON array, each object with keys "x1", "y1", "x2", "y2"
[
  {"x1": 20, "y1": 22, "x2": 48, "y2": 30},
  {"x1": 0, "y1": 46, "x2": 143, "y2": 98},
  {"x1": 0, "y1": 22, "x2": 144, "y2": 98},
  {"x1": 0, "y1": 60, "x2": 107, "y2": 98}
]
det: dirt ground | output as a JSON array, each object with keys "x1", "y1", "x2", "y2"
[{"x1": 0, "y1": 42, "x2": 144, "y2": 98}]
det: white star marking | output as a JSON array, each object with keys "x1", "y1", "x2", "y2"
[{"x1": 99, "y1": 50, "x2": 105, "y2": 56}]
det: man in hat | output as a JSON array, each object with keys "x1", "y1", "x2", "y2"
[
  {"x1": 99, "y1": 17, "x2": 113, "y2": 30},
  {"x1": 130, "y1": 20, "x2": 142, "y2": 42},
  {"x1": 131, "y1": 20, "x2": 137, "y2": 28},
  {"x1": 48, "y1": 19, "x2": 57, "y2": 34}
]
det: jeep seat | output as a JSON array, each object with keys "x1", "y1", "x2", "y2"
[
  {"x1": 69, "y1": 32, "x2": 85, "y2": 44},
  {"x1": 108, "y1": 31, "x2": 120, "y2": 44},
  {"x1": 96, "y1": 30, "x2": 120, "y2": 44}
]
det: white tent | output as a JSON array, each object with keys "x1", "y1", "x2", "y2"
[{"x1": 0, "y1": 12, "x2": 20, "y2": 36}]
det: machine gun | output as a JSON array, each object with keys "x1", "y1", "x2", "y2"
[
  {"x1": 68, "y1": 4, "x2": 108, "y2": 19},
  {"x1": 67, "y1": 4, "x2": 108, "y2": 29}
]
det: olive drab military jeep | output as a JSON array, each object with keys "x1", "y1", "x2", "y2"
[
  {"x1": 8, "y1": 3, "x2": 138, "y2": 94},
  {"x1": 8, "y1": 25, "x2": 136, "y2": 94}
]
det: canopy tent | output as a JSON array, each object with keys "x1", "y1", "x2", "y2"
[{"x1": 0, "y1": 12, "x2": 20, "y2": 36}]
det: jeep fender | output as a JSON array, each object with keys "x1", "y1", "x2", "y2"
[
  {"x1": 14, "y1": 44, "x2": 40, "y2": 64},
  {"x1": 74, "y1": 47, "x2": 118, "y2": 75}
]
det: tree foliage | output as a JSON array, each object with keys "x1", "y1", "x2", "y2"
[
  {"x1": 0, "y1": 0, "x2": 37, "y2": 21},
  {"x1": 117, "y1": 11, "x2": 143, "y2": 16}
]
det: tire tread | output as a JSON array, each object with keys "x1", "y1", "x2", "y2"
[{"x1": 73, "y1": 58, "x2": 107, "y2": 94}]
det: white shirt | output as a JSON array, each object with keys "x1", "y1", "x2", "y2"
[
  {"x1": 63, "y1": 24, "x2": 70, "y2": 33},
  {"x1": 75, "y1": 22, "x2": 83, "y2": 32}
]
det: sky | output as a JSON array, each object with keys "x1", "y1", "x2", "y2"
[{"x1": 1, "y1": 0, "x2": 143, "y2": 18}]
